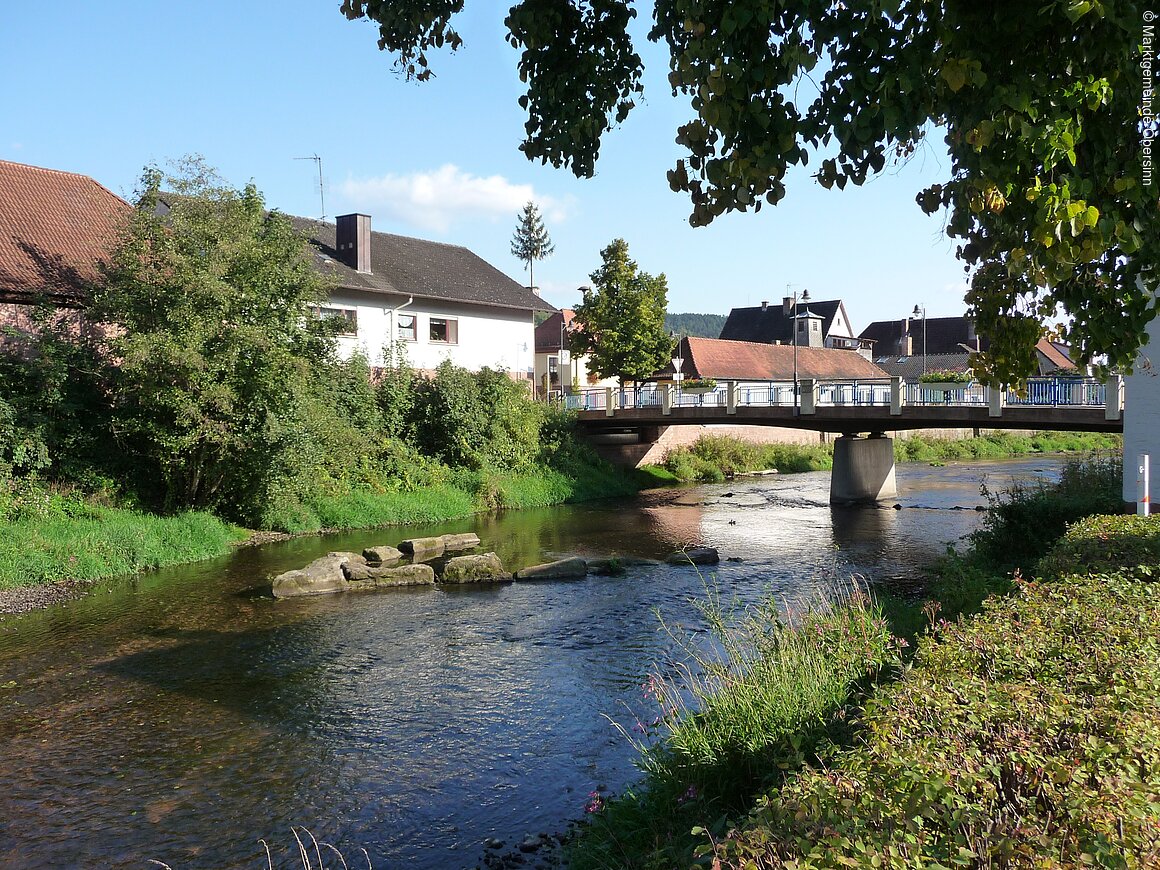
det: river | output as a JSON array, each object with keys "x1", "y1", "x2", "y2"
[{"x1": 0, "y1": 457, "x2": 1062, "y2": 869}]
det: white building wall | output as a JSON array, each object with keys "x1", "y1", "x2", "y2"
[
  {"x1": 325, "y1": 289, "x2": 535, "y2": 375},
  {"x1": 1123, "y1": 315, "x2": 1160, "y2": 502}
]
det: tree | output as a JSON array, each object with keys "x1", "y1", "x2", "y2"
[
  {"x1": 570, "y1": 239, "x2": 671, "y2": 386},
  {"x1": 93, "y1": 157, "x2": 341, "y2": 521},
  {"x1": 510, "y1": 201, "x2": 556, "y2": 291},
  {"x1": 341, "y1": 1, "x2": 1158, "y2": 383}
]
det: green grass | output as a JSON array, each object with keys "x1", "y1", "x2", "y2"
[
  {"x1": 567, "y1": 586, "x2": 900, "y2": 870},
  {"x1": 0, "y1": 507, "x2": 245, "y2": 589}
]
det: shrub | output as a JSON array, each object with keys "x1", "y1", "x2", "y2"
[
  {"x1": 1037, "y1": 513, "x2": 1160, "y2": 578},
  {"x1": 969, "y1": 453, "x2": 1123, "y2": 572},
  {"x1": 713, "y1": 573, "x2": 1160, "y2": 868}
]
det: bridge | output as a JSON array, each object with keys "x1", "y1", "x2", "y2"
[{"x1": 569, "y1": 376, "x2": 1124, "y2": 505}]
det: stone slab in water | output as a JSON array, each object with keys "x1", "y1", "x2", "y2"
[
  {"x1": 349, "y1": 564, "x2": 435, "y2": 588},
  {"x1": 665, "y1": 547, "x2": 720, "y2": 566},
  {"x1": 399, "y1": 536, "x2": 445, "y2": 560},
  {"x1": 515, "y1": 557, "x2": 588, "y2": 581},
  {"x1": 363, "y1": 545, "x2": 404, "y2": 567},
  {"x1": 440, "y1": 533, "x2": 481, "y2": 551},
  {"x1": 271, "y1": 551, "x2": 362, "y2": 598},
  {"x1": 441, "y1": 552, "x2": 511, "y2": 583}
]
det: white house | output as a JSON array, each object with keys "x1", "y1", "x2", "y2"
[{"x1": 293, "y1": 213, "x2": 554, "y2": 377}]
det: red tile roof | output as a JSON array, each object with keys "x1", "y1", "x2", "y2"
[
  {"x1": 1035, "y1": 337, "x2": 1073, "y2": 371},
  {"x1": 667, "y1": 336, "x2": 889, "y2": 381},
  {"x1": 0, "y1": 160, "x2": 129, "y2": 305}
]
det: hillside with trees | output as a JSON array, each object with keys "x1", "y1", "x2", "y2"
[{"x1": 665, "y1": 312, "x2": 726, "y2": 338}]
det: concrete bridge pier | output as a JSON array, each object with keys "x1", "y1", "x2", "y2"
[{"x1": 830, "y1": 433, "x2": 897, "y2": 505}]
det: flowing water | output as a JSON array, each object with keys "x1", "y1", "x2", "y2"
[{"x1": 0, "y1": 457, "x2": 1063, "y2": 869}]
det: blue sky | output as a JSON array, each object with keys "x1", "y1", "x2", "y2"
[{"x1": 3, "y1": 1, "x2": 972, "y2": 326}]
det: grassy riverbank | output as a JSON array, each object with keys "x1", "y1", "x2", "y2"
[
  {"x1": 0, "y1": 458, "x2": 655, "y2": 591},
  {"x1": 566, "y1": 455, "x2": 1159, "y2": 868},
  {"x1": 659, "y1": 430, "x2": 1122, "y2": 482}
]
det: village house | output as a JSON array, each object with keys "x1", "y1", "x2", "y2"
[
  {"x1": 0, "y1": 160, "x2": 552, "y2": 381},
  {"x1": 290, "y1": 213, "x2": 554, "y2": 379},
  {"x1": 718, "y1": 296, "x2": 872, "y2": 356},
  {"x1": 0, "y1": 159, "x2": 130, "y2": 341},
  {"x1": 532, "y1": 307, "x2": 617, "y2": 397},
  {"x1": 659, "y1": 335, "x2": 889, "y2": 385},
  {"x1": 861, "y1": 313, "x2": 1075, "y2": 381}
]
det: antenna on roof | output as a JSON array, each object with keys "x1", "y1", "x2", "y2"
[{"x1": 293, "y1": 154, "x2": 325, "y2": 221}]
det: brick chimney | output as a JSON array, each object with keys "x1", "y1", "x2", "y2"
[
  {"x1": 782, "y1": 296, "x2": 793, "y2": 315},
  {"x1": 336, "y1": 213, "x2": 371, "y2": 273}
]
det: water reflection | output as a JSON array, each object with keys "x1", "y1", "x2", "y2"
[{"x1": 0, "y1": 457, "x2": 1062, "y2": 869}]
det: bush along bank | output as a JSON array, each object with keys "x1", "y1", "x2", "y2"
[
  {"x1": 566, "y1": 455, "x2": 1158, "y2": 869},
  {"x1": 656, "y1": 431, "x2": 1123, "y2": 483},
  {"x1": 1, "y1": 333, "x2": 654, "y2": 591}
]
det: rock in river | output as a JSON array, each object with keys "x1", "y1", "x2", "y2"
[
  {"x1": 514, "y1": 557, "x2": 588, "y2": 581},
  {"x1": 398, "y1": 536, "x2": 445, "y2": 561},
  {"x1": 270, "y1": 551, "x2": 362, "y2": 598},
  {"x1": 441, "y1": 552, "x2": 511, "y2": 583},
  {"x1": 440, "y1": 533, "x2": 481, "y2": 551},
  {"x1": 363, "y1": 545, "x2": 404, "y2": 567},
  {"x1": 664, "y1": 547, "x2": 720, "y2": 567},
  {"x1": 344, "y1": 562, "x2": 435, "y2": 587}
]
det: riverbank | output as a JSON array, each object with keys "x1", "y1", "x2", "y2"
[
  {"x1": 0, "y1": 461, "x2": 671, "y2": 610},
  {"x1": 565, "y1": 454, "x2": 1158, "y2": 868},
  {"x1": 661, "y1": 430, "x2": 1121, "y2": 482},
  {"x1": 0, "y1": 434, "x2": 1121, "y2": 613}
]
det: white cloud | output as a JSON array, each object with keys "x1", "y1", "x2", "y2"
[{"x1": 339, "y1": 164, "x2": 567, "y2": 234}]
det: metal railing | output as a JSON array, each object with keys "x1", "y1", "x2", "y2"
[{"x1": 563, "y1": 377, "x2": 1113, "y2": 413}]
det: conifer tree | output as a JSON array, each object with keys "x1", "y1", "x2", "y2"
[{"x1": 509, "y1": 201, "x2": 555, "y2": 291}]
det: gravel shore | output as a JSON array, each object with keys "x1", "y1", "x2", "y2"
[{"x1": 0, "y1": 581, "x2": 89, "y2": 615}]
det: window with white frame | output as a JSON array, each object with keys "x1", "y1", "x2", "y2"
[
  {"x1": 429, "y1": 317, "x2": 458, "y2": 344},
  {"x1": 397, "y1": 313, "x2": 417, "y2": 341}
]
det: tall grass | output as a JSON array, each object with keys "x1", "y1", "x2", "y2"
[
  {"x1": 567, "y1": 584, "x2": 899, "y2": 870},
  {"x1": 0, "y1": 507, "x2": 244, "y2": 589}
]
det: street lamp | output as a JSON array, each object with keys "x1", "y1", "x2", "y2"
[
  {"x1": 912, "y1": 304, "x2": 927, "y2": 375},
  {"x1": 792, "y1": 288, "x2": 810, "y2": 415}
]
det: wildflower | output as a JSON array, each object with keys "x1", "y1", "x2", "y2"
[
  {"x1": 584, "y1": 791, "x2": 605, "y2": 814},
  {"x1": 677, "y1": 785, "x2": 699, "y2": 805}
]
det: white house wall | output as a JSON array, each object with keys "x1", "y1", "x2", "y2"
[{"x1": 326, "y1": 289, "x2": 536, "y2": 375}]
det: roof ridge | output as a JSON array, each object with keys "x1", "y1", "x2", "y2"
[
  {"x1": 0, "y1": 159, "x2": 130, "y2": 208},
  {"x1": 288, "y1": 214, "x2": 472, "y2": 253}
]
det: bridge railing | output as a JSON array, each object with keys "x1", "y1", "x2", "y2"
[
  {"x1": 1006, "y1": 378, "x2": 1106, "y2": 406},
  {"x1": 565, "y1": 377, "x2": 1114, "y2": 414}
]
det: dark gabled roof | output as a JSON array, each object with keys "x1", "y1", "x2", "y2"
[
  {"x1": 872, "y1": 352, "x2": 974, "y2": 382},
  {"x1": 0, "y1": 159, "x2": 130, "y2": 305},
  {"x1": 288, "y1": 216, "x2": 554, "y2": 313},
  {"x1": 659, "y1": 336, "x2": 888, "y2": 381},
  {"x1": 859, "y1": 315, "x2": 989, "y2": 356},
  {"x1": 718, "y1": 299, "x2": 844, "y2": 343}
]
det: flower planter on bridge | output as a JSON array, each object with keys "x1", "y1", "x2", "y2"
[
  {"x1": 923, "y1": 381, "x2": 975, "y2": 394},
  {"x1": 681, "y1": 385, "x2": 716, "y2": 396}
]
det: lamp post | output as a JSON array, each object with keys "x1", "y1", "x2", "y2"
[
  {"x1": 912, "y1": 304, "x2": 927, "y2": 375},
  {"x1": 792, "y1": 288, "x2": 810, "y2": 415}
]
